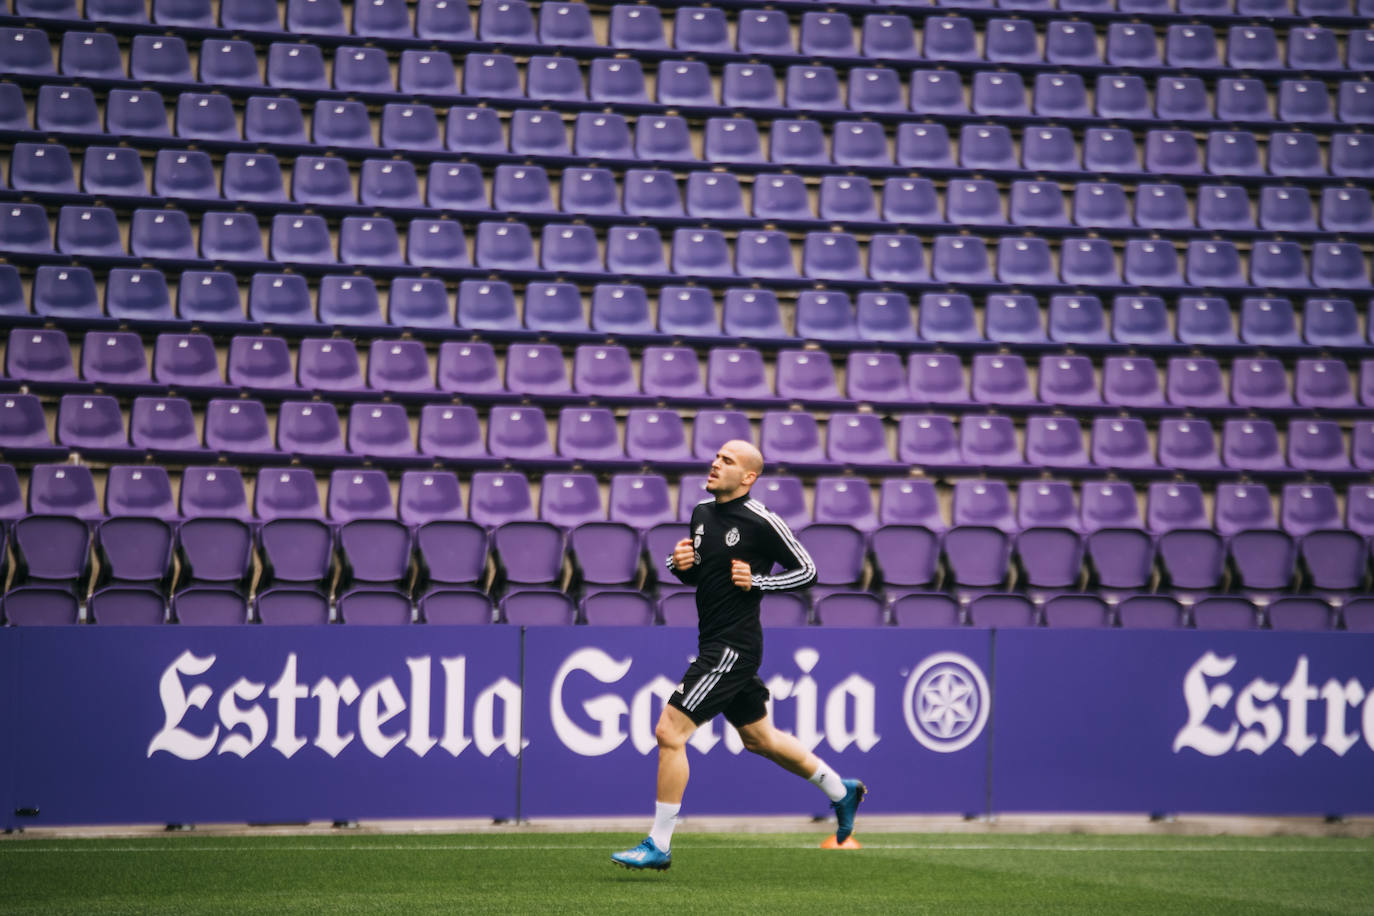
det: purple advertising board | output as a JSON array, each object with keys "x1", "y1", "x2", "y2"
[
  {"x1": 2, "y1": 626, "x2": 521, "y2": 828},
  {"x1": 991, "y1": 630, "x2": 1374, "y2": 816},
  {"x1": 519, "y1": 626, "x2": 993, "y2": 818}
]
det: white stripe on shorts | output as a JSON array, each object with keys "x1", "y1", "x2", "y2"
[{"x1": 683, "y1": 647, "x2": 738, "y2": 712}]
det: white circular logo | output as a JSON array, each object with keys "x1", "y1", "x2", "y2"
[
  {"x1": 724, "y1": 527, "x2": 740, "y2": 547},
  {"x1": 903, "y1": 652, "x2": 990, "y2": 753}
]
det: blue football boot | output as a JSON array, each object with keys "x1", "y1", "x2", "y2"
[
  {"x1": 612, "y1": 837, "x2": 672, "y2": 871},
  {"x1": 832, "y1": 779, "x2": 867, "y2": 844}
]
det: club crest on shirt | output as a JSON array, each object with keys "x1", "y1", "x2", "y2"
[{"x1": 725, "y1": 527, "x2": 740, "y2": 546}]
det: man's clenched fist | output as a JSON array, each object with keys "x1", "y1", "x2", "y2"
[
  {"x1": 731, "y1": 559, "x2": 753, "y2": 590},
  {"x1": 672, "y1": 538, "x2": 696, "y2": 569}
]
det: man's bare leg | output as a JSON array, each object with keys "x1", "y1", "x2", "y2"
[{"x1": 736, "y1": 716, "x2": 866, "y2": 844}]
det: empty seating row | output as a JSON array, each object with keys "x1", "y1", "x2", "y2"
[
  {"x1": 11, "y1": 31, "x2": 1374, "y2": 126},
  {"x1": 6, "y1": 264, "x2": 1372, "y2": 349},
  {"x1": 3, "y1": 459, "x2": 1374, "y2": 625},
  {"x1": 33, "y1": 21, "x2": 1374, "y2": 81},
  {"x1": 7, "y1": 203, "x2": 1371, "y2": 290},
  {"x1": 12, "y1": 0, "x2": 1374, "y2": 43},
  {"x1": 4, "y1": 392, "x2": 1370, "y2": 475},
  {"x1": 11, "y1": 85, "x2": 1374, "y2": 179},
  {"x1": 7, "y1": 262, "x2": 1374, "y2": 347},
  {"x1": 32, "y1": 143, "x2": 1374, "y2": 236},
  {"x1": 11, "y1": 324, "x2": 1374, "y2": 413}
]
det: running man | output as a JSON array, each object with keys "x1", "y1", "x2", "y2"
[{"x1": 612, "y1": 439, "x2": 866, "y2": 871}]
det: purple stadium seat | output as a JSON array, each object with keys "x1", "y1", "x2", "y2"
[
  {"x1": 1117, "y1": 595, "x2": 1185, "y2": 629},
  {"x1": 1092, "y1": 417, "x2": 1155, "y2": 471},
  {"x1": 1216, "y1": 483, "x2": 1295, "y2": 591},
  {"x1": 299, "y1": 339, "x2": 366, "y2": 394},
  {"x1": 1284, "y1": 484, "x2": 1366, "y2": 591},
  {"x1": 761, "y1": 412, "x2": 826, "y2": 467},
  {"x1": 897, "y1": 415, "x2": 961, "y2": 468},
  {"x1": 945, "y1": 480, "x2": 1015, "y2": 587},
  {"x1": 488, "y1": 406, "x2": 556, "y2": 463},
  {"x1": 814, "y1": 478, "x2": 878, "y2": 533},
  {"x1": 1192, "y1": 596, "x2": 1259, "y2": 630},
  {"x1": 891, "y1": 592, "x2": 960, "y2": 628},
  {"x1": 626, "y1": 409, "x2": 691, "y2": 465},
  {"x1": 1015, "y1": 480, "x2": 1084, "y2": 589},
  {"x1": 968, "y1": 593, "x2": 1036, "y2": 628},
  {"x1": 1043, "y1": 594, "x2": 1110, "y2": 628},
  {"x1": 1158, "y1": 419, "x2": 1221, "y2": 472},
  {"x1": 1026, "y1": 417, "x2": 1091, "y2": 472},
  {"x1": 1082, "y1": 481, "x2": 1155, "y2": 589},
  {"x1": 1149, "y1": 482, "x2": 1224, "y2": 590},
  {"x1": 278, "y1": 401, "x2": 345, "y2": 459},
  {"x1": 815, "y1": 592, "x2": 885, "y2": 627},
  {"x1": 558, "y1": 407, "x2": 624, "y2": 462}
]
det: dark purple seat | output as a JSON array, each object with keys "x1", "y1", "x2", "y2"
[
  {"x1": 1150, "y1": 482, "x2": 1224, "y2": 590},
  {"x1": 0, "y1": 394, "x2": 59, "y2": 458},
  {"x1": 82, "y1": 332, "x2": 152, "y2": 388},
  {"x1": 799, "y1": 524, "x2": 866, "y2": 590},
  {"x1": 98, "y1": 466, "x2": 176, "y2": 591},
  {"x1": 814, "y1": 591, "x2": 885, "y2": 627},
  {"x1": 1284, "y1": 484, "x2": 1366, "y2": 591},
  {"x1": 1267, "y1": 596, "x2": 1334, "y2": 631},
  {"x1": 582, "y1": 590, "x2": 655, "y2": 625},
  {"x1": 760, "y1": 592, "x2": 810, "y2": 627},
  {"x1": 1082, "y1": 481, "x2": 1155, "y2": 589},
  {"x1": 329, "y1": 468, "x2": 412, "y2": 589},
  {"x1": 176, "y1": 467, "x2": 253, "y2": 594},
  {"x1": 4, "y1": 586, "x2": 81, "y2": 625},
  {"x1": 492, "y1": 514, "x2": 564, "y2": 585},
  {"x1": 891, "y1": 592, "x2": 960, "y2": 628},
  {"x1": 299, "y1": 339, "x2": 365, "y2": 393},
  {"x1": 659, "y1": 592, "x2": 697, "y2": 627},
  {"x1": 753, "y1": 476, "x2": 809, "y2": 531},
  {"x1": 172, "y1": 586, "x2": 249, "y2": 625},
  {"x1": 1117, "y1": 594, "x2": 1185, "y2": 629},
  {"x1": 968, "y1": 593, "x2": 1036, "y2": 628},
  {"x1": 57, "y1": 394, "x2": 135, "y2": 458},
  {"x1": 254, "y1": 466, "x2": 333, "y2": 624},
  {"x1": 1016, "y1": 480, "x2": 1084, "y2": 589},
  {"x1": 1192, "y1": 596, "x2": 1258, "y2": 630},
  {"x1": 1043, "y1": 594, "x2": 1110, "y2": 628},
  {"x1": 873, "y1": 479, "x2": 944, "y2": 597},
  {"x1": 501, "y1": 588, "x2": 576, "y2": 625},
  {"x1": 945, "y1": 480, "x2": 1015, "y2": 587},
  {"x1": 1341, "y1": 597, "x2": 1374, "y2": 633},
  {"x1": 1216, "y1": 483, "x2": 1295, "y2": 590}
]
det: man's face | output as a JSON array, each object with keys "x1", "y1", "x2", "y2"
[{"x1": 706, "y1": 443, "x2": 757, "y2": 498}]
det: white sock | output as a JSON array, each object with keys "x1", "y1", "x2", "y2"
[
  {"x1": 808, "y1": 760, "x2": 848, "y2": 803},
  {"x1": 649, "y1": 801, "x2": 680, "y2": 852}
]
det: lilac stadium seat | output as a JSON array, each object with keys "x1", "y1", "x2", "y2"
[
  {"x1": 609, "y1": 475, "x2": 674, "y2": 531},
  {"x1": 828, "y1": 413, "x2": 896, "y2": 467},
  {"x1": 278, "y1": 401, "x2": 345, "y2": 459},
  {"x1": 1288, "y1": 419, "x2": 1350, "y2": 472},
  {"x1": 205, "y1": 399, "x2": 275, "y2": 458},
  {"x1": 320, "y1": 276, "x2": 384, "y2": 328},
  {"x1": 626, "y1": 409, "x2": 691, "y2": 464},
  {"x1": 254, "y1": 467, "x2": 333, "y2": 623},
  {"x1": 418, "y1": 404, "x2": 487, "y2": 461},
  {"x1": 558, "y1": 407, "x2": 624, "y2": 462},
  {"x1": 1221, "y1": 419, "x2": 1284, "y2": 473},
  {"x1": 857, "y1": 292, "x2": 919, "y2": 344},
  {"x1": 34, "y1": 265, "x2": 101, "y2": 319},
  {"x1": 1038, "y1": 355, "x2": 1100, "y2": 407},
  {"x1": 524, "y1": 280, "x2": 588, "y2": 332},
  {"x1": 1091, "y1": 417, "x2": 1155, "y2": 471},
  {"x1": 82, "y1": 332, "x2": 151, "y2": 387},
  {"x1": 1048, "y1": 295, "x2": 1110, "y2": 345},
  {"x1": 57, "y1": 394, "x2": 134, "y2": 457},
  {"x1": 501, "y1": 590, "x2": 576, "y2": 625},
  {"x1": 1114, "y1": 298, "x2": 1172, "y2": 346},
  {"x1": 642, "y1": 347, "x2": 704, "y2": 399},
  {"x1": 796, "y1": 291, "x2": 858, "y2": 342},
  {"x1": 130, "y1": 397, "x2": 202, "y2": 456},
  {"x1": 708, "y1": 348, "x2": 774, "y2": 401},
  {"x1": 1103, "y1": 357, "x2": 1165, "y2": 408},
  {"x1": 1295, "y1": 359, "x2": 1356, "y2": 409},
  {"x1": 910, "y1": 353, "x2": 969, "y2": 406},
  {"x1": 154, "y1": 333, "x2": 227, "y2": 391},
  {"x1": 897, "y1": 415, "x2": 961, "y2": 468},
  {"x1": 506, "y1": 343, "x2": 570, "y2": 397},
  {"x1": 574, "y1": 344, "x2": 637, "y2": 398},
  {"x1": 1192, "y1": 596, "x2": 1259, "y2": 630},
  {"x1": 986, "y1": 295, "x2": 1046, "y2": 343},
  {"x1": 391, "y1": 278, "x2": 454, "y2": 330},
  {"x1": 8, "y1": 329, "x2": 77, "y2": 386},
  {"x1": 777, "y1": 351, "x2": 841, "y2": 402},
  {"x1": 298, "y1": 338, "x2": 365, "y2": 393},
  {"x1": 1167, "y1": 358, "x2": 1228, "y2": 408},
  {"x1": 458, "y1": 280, "x2": 519, "y2": 331},
  {"x1": 1026, "y1": 416, "x2": 1090, "y2": 471},
  {"x1": 761, "y1": 411, "x2": 826, "y2": 467},
  {"x1": 488, "y1": 406, "x2": 556, "y2": 462},
  {"x1": 348, "y1": 403, "x2": 417, "y2": 460},
  {"x1": 693, "y1": 410, "x2": 752, "y2": 460}
]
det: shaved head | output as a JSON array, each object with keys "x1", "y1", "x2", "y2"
[
  {"x1": 723, "y1": 439, "x2": 764, "y2": 475},
  {"x1": 706, "y1": 439, "x2": 763, "y2": 501}
]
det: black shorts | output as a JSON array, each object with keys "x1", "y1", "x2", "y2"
[{"x1": 667, "y1": 643, "x2": 769, "y2": 728}]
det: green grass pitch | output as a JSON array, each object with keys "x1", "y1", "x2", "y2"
[{"x1": 2, "y1": 832, "x2": 1372, "y2": 915}]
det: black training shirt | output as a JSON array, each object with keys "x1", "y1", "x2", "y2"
[{"x1": 665, "y1": 493, "x2": 817, "y2": 662}]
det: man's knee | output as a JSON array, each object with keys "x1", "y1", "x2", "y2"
[
  {"x1": 656, "y1": 707, "x2": 694, "y2": 750},
  {"x1": 737, "y1": 725, "x2": 772, "y2": 756}
]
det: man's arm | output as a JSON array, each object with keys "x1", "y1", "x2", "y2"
[
  {"x1": 747, "y1": 506, "x2": 817, "y2": 592},
  {"x1": 665, "y1": 508, "x2": 701, "y2": 584},
  {"x1": 665, "y1": 537, "x2": 700, "y2": 584}
]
